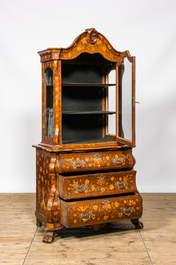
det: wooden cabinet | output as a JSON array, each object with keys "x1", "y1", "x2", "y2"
[{"x1": 33, "y1": 28, "x2": 143, "y2": 243}]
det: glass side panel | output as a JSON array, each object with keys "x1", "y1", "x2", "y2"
[
  {"x1": 45, "y1": 68, "x2": 53, "y2": 138},
  {"x1": 108, "y1": 69, "x2": 116, "y2": 135},
  {"x1": 121, "y1": 58, "x2": 132, "y2": 141}
]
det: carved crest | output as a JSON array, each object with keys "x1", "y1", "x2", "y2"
[{"x1": 85, "y1": 28, "x2": 98, "y2": 44}]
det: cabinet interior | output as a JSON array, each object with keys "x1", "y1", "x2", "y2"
[{"x1": 61, "y1": 53, "x2": 116, "y2": 144}]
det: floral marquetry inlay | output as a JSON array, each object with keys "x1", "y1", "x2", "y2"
[
  {"x1": 36, "y1": 150, "x2": 51, "y2": 214},
  {"x1": 60, "y1": 36, "x2": 120, "y2": 62}
]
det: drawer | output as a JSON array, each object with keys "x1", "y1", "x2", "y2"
[
  {"x1": 60, "y1": 194, "x2": 142, "y2": 228},
  {"x1": 59, "y1": 170, "x2": 137, "y2": 200},
  {"x1": 59, "y1": 150, "x2": 134, "y2": 173}
]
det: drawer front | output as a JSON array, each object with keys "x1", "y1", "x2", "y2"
[
  {"x1": 60, "y1": 194, "x2": 142, "y2": 228},
  {"x1": 59, "y1": 150, "x2": 134, "y2": 173},
  {"x1": 59, "y1": 170, "x2": 137, "y2": 200}
]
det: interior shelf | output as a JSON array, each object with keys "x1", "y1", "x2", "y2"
[
  {"x1": 62, "y1": 83, "x2": 116, "y2": 87},
  {"x1": 62, "y1": 111, "x2": 116, "y2": 115},
  {"x1": 62, "y1": 138, "x2": 116, "y2": 144}
]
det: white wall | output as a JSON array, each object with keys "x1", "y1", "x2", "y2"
[{"x1": 1, "y1": 0, "x2": 176, "y2": 192}]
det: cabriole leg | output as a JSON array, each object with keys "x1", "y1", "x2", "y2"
[{"x1": 42, "y1": 223, "x2": 64, "y2": 243}]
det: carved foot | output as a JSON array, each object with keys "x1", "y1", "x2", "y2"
[
  {"x1": 36, "y1": 218, "x2": 42, "y2": 227},
  {"x1": 43, "y1": 231, "x2": 56, "y2": 243},
  {"x1": 86, "y1": 223, "x2": 107, "y2": 232},
  {"x1": 131, "y1": 219, "x2": 144, "y2": 229}
]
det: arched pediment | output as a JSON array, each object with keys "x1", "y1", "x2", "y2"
[{"x1": 60, "y1": 28, "x2": 121, "y2": 62}]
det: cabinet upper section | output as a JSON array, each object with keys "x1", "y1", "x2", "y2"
[{"x1": 37, "y1": 28, "x2": 136, "y2": 151}]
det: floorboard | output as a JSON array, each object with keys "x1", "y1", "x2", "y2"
[{"x1": 0, "y1": 193, "x2": 175, "y2": 265}]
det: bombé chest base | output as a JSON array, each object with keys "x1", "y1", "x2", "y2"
[{"x1": 35, "y1": 147, "x2": 143, "y2": 243}]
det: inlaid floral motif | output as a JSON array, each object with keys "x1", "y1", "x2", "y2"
[
  {"x1": 59, "y1": 28, "x2": 121, "y2": 62},
  {"x1": 36, "y1": 150, "x2": 51, "y2": 214}
]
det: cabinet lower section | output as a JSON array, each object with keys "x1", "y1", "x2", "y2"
[{"x1": 35, "y1": 148, "x2": 143, "y2": 243}]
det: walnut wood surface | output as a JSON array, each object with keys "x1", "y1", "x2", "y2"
[
  {"x1": 36, "y1": 149, "x2": 51, "y2": 216},
  {"x1": 38, "y1": 28, "x2": 121, "y2": 63}
]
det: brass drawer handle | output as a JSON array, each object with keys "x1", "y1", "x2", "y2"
[
  {"x1": 112, "y1": 157, "x2": 126, "y2": 165},
  {"x1": 122, "y1": 206, "x2": 135, "y2": 216},
  {"x1": 101, "y1": 200, "x2": 110, "y2": 205},
  {"x1": 73, "y1": 184, "x2": 89, "y2": 193},
  {"x1": 115, "y1": 180, "x2": 129, "y2": 189},
  {"x1": 97, "y1": 175, "x2": 106, "y2": 180},
  {"x1": 79, "y1": 212, "x2": 93, "y2": 222},
  {"x1": 71, "y1": 160, "x2": 86, "y2": 168},
  {"x1": 92, "y1": 154, "x2": 102, "y2": 159}
]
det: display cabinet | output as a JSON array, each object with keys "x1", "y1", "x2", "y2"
[{"x1": 33, "y1": 28, "x2": 143, "y2": 243}]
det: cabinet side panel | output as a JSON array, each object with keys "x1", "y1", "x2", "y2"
[{"x1": 36, "y1": 149, "x2": 51, "y2": 216}]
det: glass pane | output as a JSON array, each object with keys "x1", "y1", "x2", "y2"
[
  {"x1": 121, "y1": 58, "x2": 132, "y2": 141},
  {"x1": 108, "y1": 69, "x2": 116, "y2": 135},
  {"x1": 45, "y1": 68, "x2": 53, "y2": 138}
]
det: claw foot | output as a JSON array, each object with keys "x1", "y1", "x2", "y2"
[{"x1": 43, "y1": 231, "x2": 56, "y2": 243}]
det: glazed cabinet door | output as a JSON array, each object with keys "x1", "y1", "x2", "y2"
[
  {"x1": 41, "y1": 60, "x2": 61, "y2": 145},
  {"x1": 116, "y1": 54, "x2": 136, "y2": 147}
]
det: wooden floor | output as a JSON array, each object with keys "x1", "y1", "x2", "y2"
[{"x1": 0, "y1": 194, "x2": 176, "y2": 265}]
